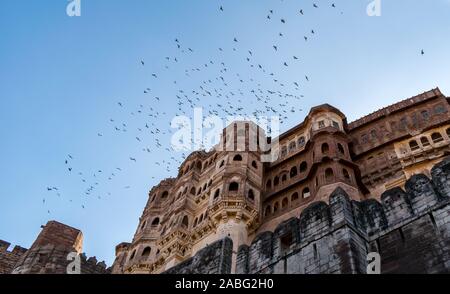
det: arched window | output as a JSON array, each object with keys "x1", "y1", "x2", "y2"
[
  {"x1": 289, "y1": 141, "x2": 296, "y2": 152},
  {"x1": 421, "y1": 136, "x2": 430, "y2": 146},
  {"x1": 298, "y1": 136, "x2": 306, "y2": 147},
  {"x1": 431, "y1": 132, "x2": 444, "y2": 143},
  {"x1": 208, "y1": 179, "x2": 212, "y2": 187},
  {"x1": 281, "y1": 146, "x2": 288, "y2": 157},
  {"x1": 299, "y1": 161, "x2": 307, "y2": 173},
  {"x1": 265, "y1": 205, "x2": 271, "y2": 217},
  {"x1": 302, "y1": 187, "x2": 311, "y2": 198},
  {"x1": 129, "y1": 250, "x2": 136, "y2": 260},
  {"x1": 248, "y1": 189, "x2": 255, "y2": 201},
  {"x1": 337, "y1": 143, "x2": 345, "y2": 155},
  {"x1": 142, "y1": 247, "x2": 151, "y2": 258},
  {"x1": 251, "y1": 161, "x2": 258, "y2": 169},
  {"x1": 266, "y1": 179, "x2": 272, "y2": 189},
  {"x1": 197, "y1": 188, "x2": 202, "y2": 195},
  {"x1": 214, "y1": 189, "x2": 220, "y2": 199},
  {"x1": 229, "y1": 182, "x2": 239, "y2": 191},
  {"x1": 151, "y1": 217, "x2": 160, "y2": 226},
  {"x1": 343, "y1": 169, "x2": 350, "y2": 180},
  {"x1": 182, "y1": 216, "x2": 189, "y2": 228},
  {"x1": 183, "y1": 187, "x2": 188, "y2": 194},
  {"x1": 290, "y1": 166, "x2": 298, "y2": 178},
  {"x1": 140, "y1": 221, "x2": 146, "y2": 231},
  {"x1": 321, "y1": 143, "x2": 329, "y2": 154},
  {"x1": 282, "y1": 198, "x2": 288, "y2": 209},
  {"x1": 273, "y1": 202, "x2": 279, "y2": 213},
  {"x1": 233, "y1": 154, "x2": 243, "y2": 161},
  {"x1": 409, "y1": 140, "x2": 419, "y2": 151},
  {"x1": 193, "y1": 218, "x2": 198, "y2": 227},
  {"x1": 196, "y1": 161, "x2": 202, "y2": 170},
  {"x1": 161, "y1": 191, "x2": 169, "y2": 199},
  {"x1": 219, "y1": 160, "x2": 225, "y2": 167},
  {"x1": 325, "y1": 168, "x2": 334, "y2": 182},
  {"x1": 274, "y1": 176, "x2": 279, "y2": 186},
  {"x1": 190, "y1": 187, "x2": 196, "y2": 195},
  {"x1": 281, "y1": 174, "x2": 287, "y2": 182},
  {"x1": 291, "y1": 192, "x2": 299, "y2": 202},
  {"x1": 199, "y1": 214, "x2": 203, "y2": 223}
]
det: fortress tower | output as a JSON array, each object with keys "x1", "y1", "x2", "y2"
[{"x1": 112, "y1": 88, "x2": 450, "y2": 274}]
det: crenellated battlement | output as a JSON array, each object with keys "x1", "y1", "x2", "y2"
[
  {"x1": 79, "y1": 253, "x2": 111, "y2": 274},
  {"x1": 234, "y1": 156, "x2": 450, "y2": 274},
  {"x1": 112, "y1": 89, "x2": 450, "y2": 274},
  {"x1": 0, "y1": 240, "x2": 28, "y2": 274}
]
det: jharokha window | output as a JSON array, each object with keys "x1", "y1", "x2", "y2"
[
  {"x1": 321, "y1": 143, "x2": 329, "y2": 154},
  {"x1": 142, "y1": 247, "x2": 151, "y2": 258},
  {"x1": 302, "y1": 187, "x2": 311, "y2": 198},
  {"x1": 431, "y1": 132, "x2": 444, "y2": 143},
  {"x1": 421, "y1": 136, "x2": 430, "y2": 146},
  {"x1": 299, "y1": 161, "x2": 307, "y2": 173},
  {"x1": 298, "y1": 136, "x2": 306, "y2": 147},
  {"x1": 248, "y1": 189, "x2": 255, "y2": 201},
  {"x1": 409, "y1": 140, "x2": 420, "y2": 151},
  {"x1": 229, "y1": 182, "x2": 239, "y2": 191},
  {"x1": 332, "y1": 120, "x2": 339, "y2": 129}
]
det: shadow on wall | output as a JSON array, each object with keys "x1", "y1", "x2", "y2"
[{"x1": 164, "y1": 156, "x2": 450, "y2": 274}]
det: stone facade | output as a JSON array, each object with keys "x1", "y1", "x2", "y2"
[
  {"x1": 163, "y1": 238, "x2": 233, "y2": 274},
  {"x1": 236, "y1": 157, "x2": 450, "y2": 273},
  {"x1": 1, "y1": 221, "x2": 110, "y2": 274},
  {"x1": 1, "y1": 88, "x2": 449, "y2": 275},
  {"x1": 112, "y1": 88, "x2": 450, "y2": 274}
]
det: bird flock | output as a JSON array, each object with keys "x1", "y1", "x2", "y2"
[
  {"x1": 42, "y1": 1, "x2": 345, "y2": 214},
  {"x1": 42, "y1": 1, "x2": 425, "y2": 214}
]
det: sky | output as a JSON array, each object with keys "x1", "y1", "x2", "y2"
[{"x1": 0, "y1": 0, "x2": 450, "y2": 266}]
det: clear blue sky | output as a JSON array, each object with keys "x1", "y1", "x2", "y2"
[{"x1": 1, "y1": 0, "x2": 449, "y2": 266}]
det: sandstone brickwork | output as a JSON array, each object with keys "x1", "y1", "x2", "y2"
[
  {"x1": 163, "y1": 238, "x2": 233, "y2": 274},
  {"x1": 112, "y1": 88, "x2": 450, "y2": 274},
  {"x1": 234, "y1": 157, "x2": 450, "y2": 274},
  {"x1": 2, "y1": 89, "x2": 449, "y2": 275},
  {"x1": 3, "y1": 221, "x2": 110, "y2": 274},
  {"x1": 0, "y1": 241, "x2": 27, "y2": 274}
]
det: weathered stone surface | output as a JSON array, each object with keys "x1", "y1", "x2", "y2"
[
  {"x1": 7, "y1": 221, "x2": 110, "y2": 274},
  {"x1": 431, "y1": 156, "x2": 450, "y2": 199},
  {"x1": 405, "y1": 174, "x2": 439, "y2": 214},
  {"x1": 233, "y1": 158, "x2": 450, "y2": 274},
  {"x1": 0, "y1": 241, "x2": 27, "y2": 274},
  {"x1": 163, "y1": 237, "x2": 232, "y2": 274}
]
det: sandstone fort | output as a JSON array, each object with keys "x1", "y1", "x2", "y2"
[{"x1": 2, "y1": 88, "x2": 450, "y2": 274}]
